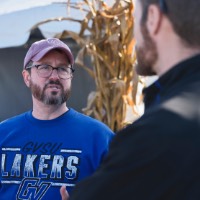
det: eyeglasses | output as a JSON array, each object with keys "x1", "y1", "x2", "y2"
[
  {"x1": 159, "y1": 0, "x2": 168, "y2": 14},
  {"x1": 27, "y1": 64, "x2": 75, "y2": 79}
]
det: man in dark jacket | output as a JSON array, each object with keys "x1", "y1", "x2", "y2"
[{"x1": 61, "y1": 0, "x2": 200, "y2": 199}]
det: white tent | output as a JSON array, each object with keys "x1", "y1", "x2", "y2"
[
  {"x1": 0, "y1": 0, "x2": 87, "y2": 48},
  {"x1": 0, "y1": 0, "x2": 115, "y2": 48}
]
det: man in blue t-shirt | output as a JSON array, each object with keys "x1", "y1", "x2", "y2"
[{"x1": 0, "y1": 38, "x2": 114, "y2": 200}]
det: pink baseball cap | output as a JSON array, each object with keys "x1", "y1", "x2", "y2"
[{"x1": 24, "y1": 38, "x2": 74, "y2": 69}]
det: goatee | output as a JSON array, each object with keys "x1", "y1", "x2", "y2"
[{"x1": 30, "y1": 80, "x2": 71, "y2": 105}]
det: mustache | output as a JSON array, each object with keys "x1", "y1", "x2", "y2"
[
  {"x1": 46, "y1": 80, "x2": 62, "y2": 86},
  {"x1": 44, "y1": 80, "x2": 63, "y2": 90}
]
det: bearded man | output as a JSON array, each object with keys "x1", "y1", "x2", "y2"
[{"x1": 0, "y1": 38, "x2": 114, "y2": 200}]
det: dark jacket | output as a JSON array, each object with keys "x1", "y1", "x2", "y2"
[{"x1": 70, "y1": 54, "x2": 200, "y2": 200}]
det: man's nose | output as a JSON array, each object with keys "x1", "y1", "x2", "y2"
[{"x1": 49, "y1": 68, "x2": 59, "y2": 79}]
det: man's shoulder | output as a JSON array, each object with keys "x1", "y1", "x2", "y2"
[
  {"x1": 69, "y1": 108, "x2": 107, "y2": 125},
  {"x1": 0, "y1": 112, "x2": 28, "y2": 127},
  {"x1": 69, "y1": 108, "x2": 114, "y2": 135}
]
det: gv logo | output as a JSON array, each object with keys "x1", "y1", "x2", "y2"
[{"x1": 17, "y1": 178, "x2": 51, "y2": 200}]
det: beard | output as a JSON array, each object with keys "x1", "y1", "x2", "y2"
[
  {"x1": 135, "y1": 24, "x2": 158, "y2": 76},
  {"x1": 29, "y1": 79, "x2": 71, "y2": 105}
]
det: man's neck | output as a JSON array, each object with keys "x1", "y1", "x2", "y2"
[
  {"x1": 155, "y1": 46, "x2": 200, "y2": 77},
  {"x1": 32, "y1": 100, "x2": 68, "y2": 120}
]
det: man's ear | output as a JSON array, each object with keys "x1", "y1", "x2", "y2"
[
  {"x1": 146, "y1": 4, "x2": 162, "y2": 36},
  {"x1": 22, "y1": 70, "x2": 31, "y2": 87}
]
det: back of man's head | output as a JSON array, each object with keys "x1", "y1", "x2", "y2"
[{"x1": 140, "y1": 0, "x2": 200, "y2": 48}]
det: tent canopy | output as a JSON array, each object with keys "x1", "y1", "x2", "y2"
[
  {"x1": 0, "y1": 0, "x2": 114, "y2": 48},
  {"x1": 0, "y1": 0, "x2": 85, "y2": 48}
]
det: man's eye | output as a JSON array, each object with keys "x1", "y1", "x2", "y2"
[
  {"x1": 59, "y1": 67, "x2": 69, "y2": 72},
  {"x1": 59, "y1": 67, "x2": 66, "y2": 71},
  {"x1": 40, "y1": 65, "x2": 50, "y2": 70}
]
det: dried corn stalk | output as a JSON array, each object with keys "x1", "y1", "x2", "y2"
[{"x1": 31, "y1": 0, "x2": 144, "y2": 132}]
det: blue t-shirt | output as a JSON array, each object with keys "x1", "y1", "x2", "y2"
[{"x1": 0, "y1": 108, "x2": 114, "y2": 200}]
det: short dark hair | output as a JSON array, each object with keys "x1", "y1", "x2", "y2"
[{"x1": 140, "y1": 0, "x2": 200, "y2": 48}]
